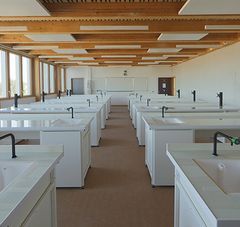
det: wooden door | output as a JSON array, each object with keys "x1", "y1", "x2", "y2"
[{"x1": 158, "y1": 77, "x2": 174, "y2": 95}]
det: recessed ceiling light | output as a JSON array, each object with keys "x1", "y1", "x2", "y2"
[
  {"x1": 158, "y1": 33, "x2": 208, "y2": 41},
  {"x1": 176, "y1": 44, "x2": 221, "y2": 48},
  {"x1": 55, "y1": 61, "x2": 80, "y2": 64},
  {"x1": 13, "y1": 45, "x2": 59, "y2": 50},
  {"x1": 25, "y1": 34, "x2": 76, "y2": 42},
  {"x1": 95, "y1": 45, "x2": 141, "y2": 49},
  {"x1": 157, "y1": 60, "x2": 182, "y2": 63},
  {"x1": 78, "y1": 62, "x2": 99, "y2": 65},
  {"x1": 104, "y1": 61, "x2": 133, "y2": 63},
  {"x1": 53, "y1": 49, "x2": 88, "y2": 54},
  {"x1": 0, "y1": 26, "x2": 28, "y2": 31},
  {"x1": 68, "y1": 57, "x2": 95, "y2": 61},
  {"x1": 142, "y1": 56, "x2": 168, "y2": 60},
  {"x1": 163, "y1": 54, "x2": 197, "y2": 58},
  {"x1": 148, "y1": 48, "x2": 182, "y2": 53},
  {"x1": 80, "y1": 26, "x2": 148, "y2": 31},
  {"x1": 179, "y1": 0, "x2": 240, "y2": 15},
  {"x1": 205, "y1": 25, "x2": 240, "y2": 30},
  {"x1": 39, "y1": 55, "x2": 73, "y2": 59},
  {"x1": 138, "y1": 62, "x2": 159, "y2": 65},
  {"x1": 107, "y1": 65, "x2": 132, "y2": 67},
  {"x1": 101, "y1": 55, "x2": 136, "y2": 58}
]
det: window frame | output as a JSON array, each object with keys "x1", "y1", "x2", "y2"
[
  {"x1": 39, "y1": 61, "x2": 56, "y2": 95},
  {"x1": 0, "y1": 48, "x2": 34, "y2": 99}
]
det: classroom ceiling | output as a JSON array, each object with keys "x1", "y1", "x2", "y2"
[{"x1": 0, "y1": 0, "x2": 240, "y2": 67}]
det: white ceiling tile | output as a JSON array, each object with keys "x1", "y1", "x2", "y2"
[
  {"x1": 179, "y1": 0, "x2": 240, "y2": 15},
  {"x1": 39, "y1": 55, "x2": 73, "y2": 59},
  {"x1": 25, "y1": 34, "x2": 76, "y2": 42},
  {"x1": 53, "y1": 49, "x2": 88, "y2": 54},
  {"x1": 0, "y1": 26, "x2": 28, "y2": 32},
  {"x1": 148, "y1": 48, "x2": 182, "y2": 53},
  {"x1": 0, "y1": 0, "x2": 50, "y2": 16},
  {"x1": 69, "y1": 57, "x2": 95, "y2": 61},
  {"x1": 158, "y1": 33, "x2": 208, "y2": 41},
  {"x1": 176, "y1": 44, "x2": 221, "y2": 49},
  {"x1": 13, "y1": 45, "x2": 58, "y2": 50},
  {"x1": 205, "y1": 25, "x2": 240, "y2": 30},
  {"x1": 142, "y1": 56, "x2": 168, "y2": 60}
]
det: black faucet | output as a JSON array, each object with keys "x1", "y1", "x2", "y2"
[
  {"x1": 176, "y1": 89, "x2": 180, "y2": 99},
  {"x1": 96, "y1": 95, "x2": 99, "y2": 102},
  {"x1": 213, "y1": 131, "x2": 240, "y2": 156},
  {"x1": 217, "y1": 92, "x2": 223, "y2": 109},
  {"x1": 162, "y1": 106, "x2": 168, "y2": 118},
  {"x1": 0, "y1": 133, "x2": 17, "y2": 158},
  {"x1": 66, "y1": 89, "x2": 69, "y2": 96},
  {"x1": 58, "y1": 90, "x2": 61, "y2": 99},
  {"x1": 147, "y1": 98, "x2": 151, "y2": 107},
  {"x1": 135, "y1": 93, "x2": 138, "y2": 98},
  {"x1": 14, "y1": 94, "x2": 20, "y2": 108},
  {"x1": 140, "y1": 95, "x2": 143, "y2": 102},
  {"x1": 192, "y1": 90, "x2": 196, "y2": 102},
  {"x1": 87, "y1": 99, "x2": 91, "y2": 107},
  {"x1": 69, "y1": 89, "x2": 72, "y2": 96},
  {"x1": 42, "y1": 91, "x2": 46, "y2": 102},
  {"x1": 67, "y1": 107, "x2": 74, "y2": 119}
]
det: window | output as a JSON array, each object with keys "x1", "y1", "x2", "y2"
[
  {"x1": 0, "y1": 50, "x2": 7, "y2": 98},
  {"x1": 22, "y1": 56, "x2": 31, "y2": 96},
  {"x1": 9, "y1": 53, "x2": 20, "y2": 97},
  {"x1": 49, "y1": 65, "x2": 55, "y2": 93},
  {"x1": 61, "y1": 68, "x2": 65, "y2": 92},
  {"x1": 43, "y1": 63, "x2": 49, "y2": 93},
  {"x1": 39, "y1": 62, "x2": 43, "y2": 93}
]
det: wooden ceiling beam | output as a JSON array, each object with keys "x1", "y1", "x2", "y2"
[
  {"x1": 0, "y1": 20, "x2": 240, "y2": 34},
  {"x1": 44, "y1": 2, "x2": 185, "y2": 17}
]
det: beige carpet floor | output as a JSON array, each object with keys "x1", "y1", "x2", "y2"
[{"x1": 57, "y1": 106, "x2": 174, "y2": 227}]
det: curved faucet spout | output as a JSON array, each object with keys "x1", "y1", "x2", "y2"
[
  {"x1": 67, "y1": 107, "x2": 74, "y2": 119},
  {"x1": 0, "y1": 133, "x2": 17, "y2": 158},
  {"x1": 162, "y1": 106, "x2": 168, "y2": 118}
]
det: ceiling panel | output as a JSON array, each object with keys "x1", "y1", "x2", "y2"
[
  {"x1": 0, "y1": 0, "x2": 50, "y2": 16},
  {"x1": 0, "y1": 0, "x2": 239, "y2": 67},
  {"x1": 25, "y1": 34, "x2": 76, "y2": 42},
  {"x1": 179, "y1": 0, "x2": 240, "y2": 15}
]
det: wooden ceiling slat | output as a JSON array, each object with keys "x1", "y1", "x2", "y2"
[{"x1": 1, "y1": 0, "x2": 240, "y2": 66}]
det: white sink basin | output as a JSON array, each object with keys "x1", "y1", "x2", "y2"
[
  {"x1": 0, "y1": 161, "x2": 34, "y2": 192},
  {"x1": 51, "y1": 119, "x2": 83, "y2": 127},
  {"x1": 194, "y1": 159, "x2": 240, "y2": 194},
  {"x1": 163, "y1": 118, "x2": 184, "y2": 124}
]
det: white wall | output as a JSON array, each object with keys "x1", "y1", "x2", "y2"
[
  {"x1": 66, "y1": 67, "x2": 92, "y2": 94},
  {"x1": 66, "y1": 65, "x2": 173, "y2": 94},
  {"x1": 173, "y1": 42, "x2": 240, "y2": 107}
]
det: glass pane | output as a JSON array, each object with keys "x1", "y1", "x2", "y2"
[
  {"x1": 43, "y1": 63, "x2": 49, "y2": 93},
  {"x1": 9, "y1": 53, "x2": 20, "y2": 97},
  {"x1": 61, "y1": 68, "x2": 65, "y2": 92},
  {"x1": 22, "y1": 56, "x2": 31, "y2": 96},
  {"x1": 0, "y1": 50, "x2": 7, "y2": 98},
  {"x1": 39, "y1": 62, "x2": 43, "y2": 93},
  {"x1": 49, "y1": 65, "x2": 55, "y2": 93}
]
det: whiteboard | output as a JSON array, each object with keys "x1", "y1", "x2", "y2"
[
  {"x1": 134, "y1": 78, "x2": 148, "y2": 91},
  {"x1": 106, "y1": 77, "x2": 134, "y2": 91},
  {"x1": 91, "y1": 78, "x2": 106, "y2": 91}
]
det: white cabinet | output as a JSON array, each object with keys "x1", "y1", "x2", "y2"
[
  {"x1": 145, "y1": 126, "x2": 194, "y2": 186},
  {"x1": 22, "y1": 183, "x2": 56, "y2": 227},
  {"x1": 175, "y1": 178, "x2": 207, "y2": 227},
  {"x1": 40, "y1": 127, "x2": 91, "y2": 188}
]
